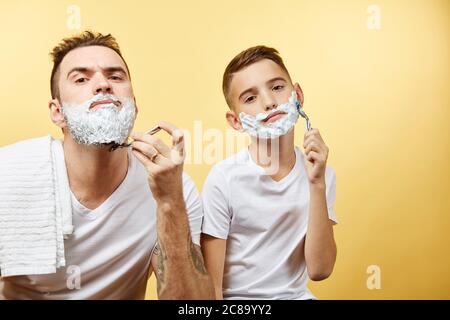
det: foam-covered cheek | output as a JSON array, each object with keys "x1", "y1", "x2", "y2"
[
  {"x1": 62, "y1": 95, "x2": 136, "y2": 145},
  {"x1": 238, "y1": 91, "x2": 300, "y2": 139}
]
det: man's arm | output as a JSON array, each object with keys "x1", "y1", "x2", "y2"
[
  {"x1": 154, "y1": 200, "x2": 213, "y2": 299},
  {"x1": 303, "y1": 128, "x2": 337, "y2": 281},
  {"x1": 132, "y1": 121, "x2": 214, "y2": 299},
  {"x1": 148, "y1": 242, "x2": 213, "y2": 299},
  {"x1": 201, "y1": 234, "x2": 227, "y2": 299}
]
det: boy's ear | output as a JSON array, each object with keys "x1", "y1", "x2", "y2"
[
  {"x1": 294, "y1": 83, "x2": 304, "y2": 106},
  {"x1": 48, "y1": 98, "x2": 67, "y2": 129},
  {"x1": 134, "y1": 97, "x2": 139, "y2": 118},
  {"x1": 226, "y1": 109, "x2": 243, "y2": 132}
]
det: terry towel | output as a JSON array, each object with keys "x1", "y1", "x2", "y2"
[{"x1": 0, "y1": 135, "x2": 73, "y2": 277}]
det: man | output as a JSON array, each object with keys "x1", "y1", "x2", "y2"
[
  {"x1": 201, "y1": 46, "x2": 338, "y2": 299},
  {"x1": 0, "y1": 31, "x2": 214, "y2": 299}
]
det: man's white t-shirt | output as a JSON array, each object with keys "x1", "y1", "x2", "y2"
[
  {"x1": 0, "y1": 140, "x2": 203, "y2": 300},
  {"x1": 201, "y1": 146, "x2": 337, "y2": 300}
]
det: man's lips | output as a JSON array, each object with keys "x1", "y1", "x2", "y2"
[
  {"x1": 262, "y1": 111, "x2": 286, "y2": 123},
  {"x1": 90, "y1": 99, "x2": 120, "y2": 110}
]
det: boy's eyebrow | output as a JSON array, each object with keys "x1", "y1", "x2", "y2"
[
  {"x1": 238, "y1": 87, "x2": 256, "y2": 101},
  {"x1": 266, "y1": 76, "x2": 288, "y2": 85},
  {"x1": 66, "y1": 66, "x2": 128, "y2": 79},
  {"x1": 238, "y1": 77, "x2": 288, "y2": 101}
]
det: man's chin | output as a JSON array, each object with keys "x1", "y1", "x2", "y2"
[{"x1": 77, "y1": 141, "x2": 116, "y2": 149}]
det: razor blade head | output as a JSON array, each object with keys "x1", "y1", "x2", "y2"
[
  {"x1": 295, "y1": 101, "x2": 309, "y2": 120},
  {"x1": 295, "y1": 101, "x2": 312, "y2": 131}
]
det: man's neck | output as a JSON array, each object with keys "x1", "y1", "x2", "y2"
[
  {"x1": 248, "y1": 130, "x2": 296, "y2": 182},
  {"x1": 62, "y1": 137, "x2": 129, "y2": 210}
]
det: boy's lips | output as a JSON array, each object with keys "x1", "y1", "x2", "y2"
[{"x1": 262, "y1": 111, "x2": 286, "y2": 123}]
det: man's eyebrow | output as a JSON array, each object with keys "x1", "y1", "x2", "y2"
[
  {"x1": 103, "y1": 66, "x2": 128, "y2": 76},
  {"x1": 67, "y1": 67, "x2": 89, "y2": 79},
  {"x1": 66, "y1": 66, "x2": 128, "y2": 79}
]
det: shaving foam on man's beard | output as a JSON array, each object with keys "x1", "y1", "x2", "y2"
[
  {"x1": 62, "y1": 93, "x2": 136, "y2": 146},
  {"x1": 239, "y1": 91, "x2": 300, "y2": 139}
]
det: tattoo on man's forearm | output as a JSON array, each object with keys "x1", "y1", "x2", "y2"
[
  {"x1": 155, "y1": 236, "x2": 207, "y2": 296},
  {"x1": 189, "y1": 238, "x2": 208, "y2": 275},
  {"x1": 155, "y1": 241, "x2": 166, "y2": 294}
]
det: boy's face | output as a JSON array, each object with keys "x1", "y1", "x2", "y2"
[{"x1": 226, "y1": 59, "x2": 303, "y2": 131}]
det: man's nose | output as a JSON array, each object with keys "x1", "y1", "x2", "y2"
[{"x1": 92, "y1": 74, "x2": 112, "y2": 95}]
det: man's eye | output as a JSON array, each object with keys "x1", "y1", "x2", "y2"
[
  {"x1": 244, "y1": 96, "x2": 256, "y2": 103},
  {"x1": 110, "y1": 76, "x2": 122, "y2": 81},
  {"x1": 273, "y1": 85, "x2": 284, "y2": 91},
  {"x1": 75, "y1": 78, "x2": 88, "y2": 84}
]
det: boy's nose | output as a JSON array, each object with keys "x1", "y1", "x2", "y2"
[
  {"x1": 265, "y1": 102, "x2": 277, "y2": 111},
  {"x1": 261, "y1": 92, "x2": 278, "y2": 111}
]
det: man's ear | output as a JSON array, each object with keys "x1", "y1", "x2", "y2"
[
  {"x1": 226, "y1": 109, "x2": 243, "y2": 132},
  {"x1": 294, "y1": 83, "x2": 304, "y2": 106},
  {"x1": 48, "y1": 98, "x2": 66, "y2": 129}
]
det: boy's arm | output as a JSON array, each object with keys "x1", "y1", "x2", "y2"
[
  {"x1": 201, "y1": 234, "x2": 227, "y2": 299},
  {"x1": 302, "y1": 128, "x2": 337, "y2": 281},
  {"x1": 304, "y1": 183, "x2": 337, "y2": 281}
]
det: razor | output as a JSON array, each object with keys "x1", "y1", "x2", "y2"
[{"x1": 295, "y1": 100, "x2": 312, "y2": 131}]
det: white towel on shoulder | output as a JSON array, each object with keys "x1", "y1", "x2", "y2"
[{"x1": 0, "y1": 135, "x2": 73, "y2": 277}]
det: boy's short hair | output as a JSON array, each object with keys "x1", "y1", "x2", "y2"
[
  {"x1": 49, "y1": 30, "x2": 130, "y2": 100},
  {"x1": 222, "y1": 45, "x2": 291, "y2": 108}
]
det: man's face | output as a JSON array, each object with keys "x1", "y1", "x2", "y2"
[
  {"x1": 58, "y1": 45, "x2": 134, "y2": 107},
  {"x1": 228, "y1": 59, "x2": 294, "y2": 122},
  {"x1": 49, "y1": 45, "x2": 137, "y2": 145}
]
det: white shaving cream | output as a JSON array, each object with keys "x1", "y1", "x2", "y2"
[
  {"x1": 239, "y1": 91, "x2": 300, "y2": 139},
  {"x1": 62, "y1": 93, "x2": 136, "y2": 146}
]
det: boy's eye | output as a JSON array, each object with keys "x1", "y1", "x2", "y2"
[
  {"x1": 273, "y1": 85, "x2": 284, "y2": 91},
  {"x1": 75, "y1": 77, "x2": 88, "y2": 84},
  {"x1": 244, "y1": 96, "x2": 256, "y2": 103}
]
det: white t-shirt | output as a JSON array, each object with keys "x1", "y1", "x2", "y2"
[
  {"x1": 0, "y1": 140, "x2": 203, "y2": 300},
  {"x1": 201, "y1": 146, "x2": 337, "y2": 300}
]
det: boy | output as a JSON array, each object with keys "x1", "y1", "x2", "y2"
[{"x1": 201, "y1": 46, "x2": 338, "y2": 300}]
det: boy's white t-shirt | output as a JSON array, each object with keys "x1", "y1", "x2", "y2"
[
  {"x1": 201, "y1": 146, "x2": 337, "y2": 300},
  {"x1": 0, "y1": 140, "x2": 203, "y2": 300}
]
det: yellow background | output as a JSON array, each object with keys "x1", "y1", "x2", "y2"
[{"x1": 0, "y1": 0, "x2": 449, "y2": 299}]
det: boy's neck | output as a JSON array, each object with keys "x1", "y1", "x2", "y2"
[{"x1": 248, "y1": 130, "x2": 296, "y2": 182}]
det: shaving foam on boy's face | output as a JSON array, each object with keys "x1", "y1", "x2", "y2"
[
  {"x1": 61, "y1": 93, "x2": 136, "y2": 146},
  {"x1": 239, "y1": 90, "x2": 300, "y2": 139}
]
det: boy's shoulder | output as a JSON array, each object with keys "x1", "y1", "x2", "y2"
[
  {"x1": 324, "y1": 165, "x2": 336, "y2": 179},
  {"x1": 207, "y1": 146, "x2": 336, "y2": 183},
  {"x1": 208, "y1": 147, "x2": 250, "y2": 174}
]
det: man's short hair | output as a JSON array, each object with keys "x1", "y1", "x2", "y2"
[
  {"x1": 222, "y1": 45, "x2": 291, "y2": 108},
  {"x1": 49, "y1": 30, "x2": 130, "y2": 100}
]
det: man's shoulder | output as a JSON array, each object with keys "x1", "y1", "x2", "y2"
[{"x1": 0, "y1": 135, "x2": 53, "y2": 155}]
